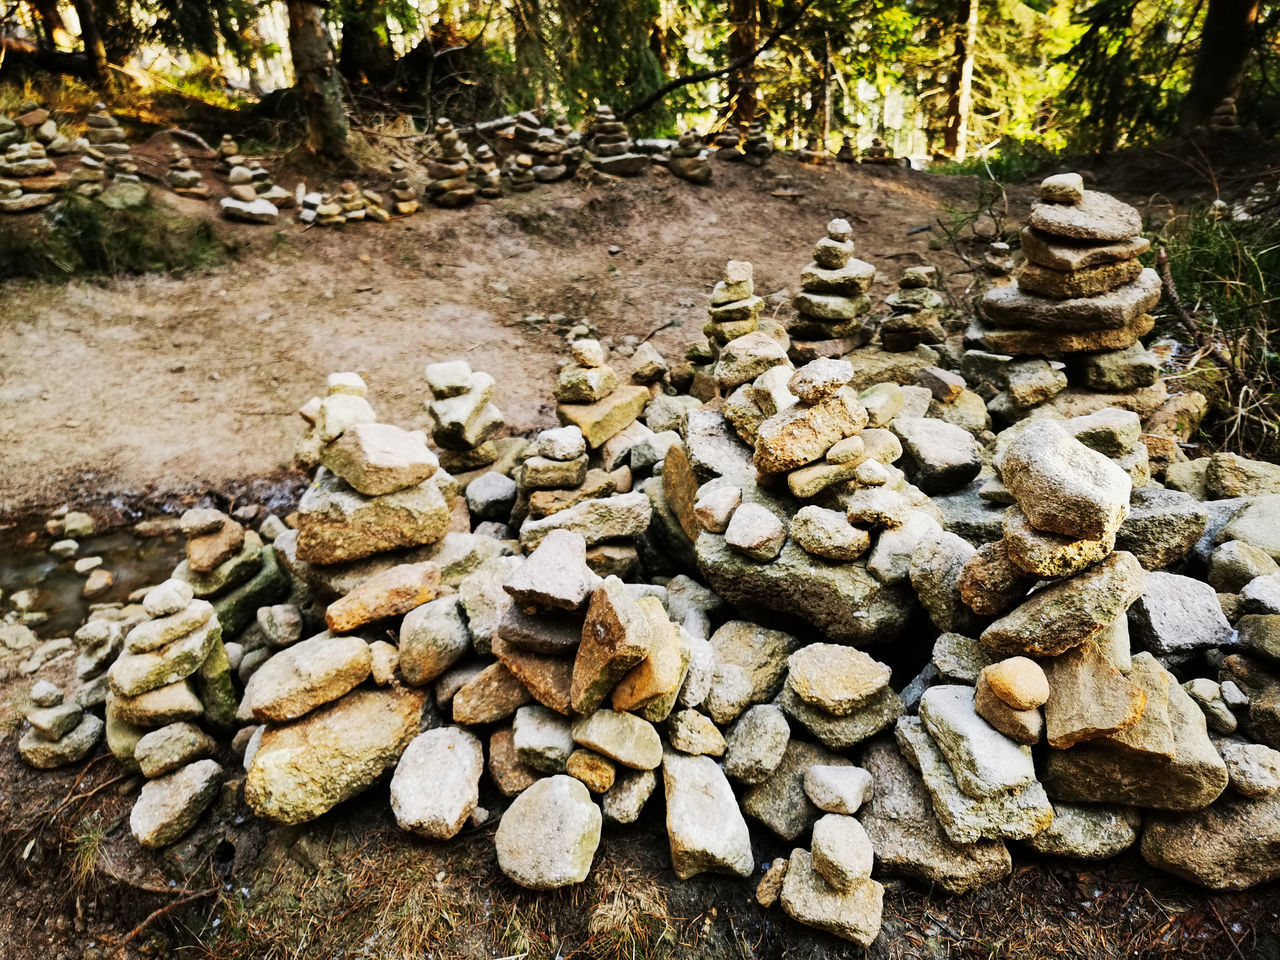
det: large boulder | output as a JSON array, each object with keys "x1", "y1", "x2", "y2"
[
  {"x1": 662, "y1": 751, "x2": 753, "y2": 878},
  {"x1": 1142, "y1": 791, "x2": 1280, "y2": 889}
]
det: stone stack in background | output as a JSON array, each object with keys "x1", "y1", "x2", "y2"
[
  {"x1": 166, "y1": 145, "x2": 210, "y2": 198},
  {"x1": 425, "y1": 118, "x2": 478, "y2": 208},
  {"x1": 471, "y1": 144, "x2": 503, "y2": 197},
  {"x1": 668, "y1": 130, "x2": 712, "y2": 185},
  {"x1": 426, "y1": 361, "x2": 506, "y2": 471},
  {"x1": 386, "y1": 160, "x2": 421, "y2": 215},
  {"x1": 18, "y1": 679, "x2": 104, "y2": 769},
  {"x1": 880, "y1": 266, "x2": 947, "y2": 352},
  {"x1": 586, "y1": 105, "x2": 646, "y2": 177},
  {"x1": 742, "y1": 116, "x2": 773, "y2": 167},
  {"x1": 787, "y1": 218, "x2": 876, "y2": 362}
]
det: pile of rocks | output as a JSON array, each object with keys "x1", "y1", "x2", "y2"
[
  {"x1": 18, "y1": 679, "x2": 104, "y2": 769},
  {"x1": 586, "y1": 105, "x2": 646, "y2": 177},
  {"x1": 386, "y1": 160, "x2": 421, "y2": 214},
  {"x1": 426, "y1": 361, "x2": 507, "y2": 471},
  {"x1": 425, "y1": 118, "x2": 477, "y2": 208},
  {"x1": 166, "y1": 146, "x2": 210, "y2": 198},
  {"x1": 0, "y1": 137, "x2": 59, "y2": 212},
  {"x1": 221, "y1": 160, "x2": 291, "y2": 224},
  {"x1": 509, "y1": 111, "x2": 577, "y2": 184},
  {"x1": 554, "y1": 338, "x2": 651, "y2": 451},
  {"x1": 84, "y1": 103, "x2": 136, "y2": 180},
  {"x1": 471, "y1": 144, "x2": 503, "y2": 197},
  {"x1": 742, "y1": 116, "x2": 773, "y2": 167},
  {"x1": 880, "y1": 266, "x2": 947, "y2": 352},
  {"x1": 861, "y1": 136, "x2": 894, "y2": 165},
  {"x1": 667, "y1": 130, "x2": 712, "y2": 185},
  {"x1": 787, "y1": 219, "x2": 876, "y2": 362},
  {"x1": 704, "y1": 259, "x2": 765, "y2": 350},
  {"x1": 797, "y1": 135, "x2": 828, "y2": 164},
  {"x1": 836, "y1": 136, "x2": 857, "y2": 163}
]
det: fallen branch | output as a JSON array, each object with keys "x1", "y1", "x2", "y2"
[
  {"x1": 1156, "y1": 244, "x2": 1241, "y2": 384},
  {"x1": 112, "y1": 886, "x2": 217, "y2": 956},
  {"x1": 619, "y1": 0, "x2": 821, "y2": 123}
]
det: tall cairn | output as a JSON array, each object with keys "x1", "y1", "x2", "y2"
[{"x1": 787, "y1": 218, "x2": 876, "y2": 363}]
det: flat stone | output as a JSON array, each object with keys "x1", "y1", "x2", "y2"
[
  {"x1": 1209, "y1": 541, "x2": 1280, "y2": 593},
  {"x1": 1003, "y1": 505, "x2": 1114, "y2": 578},
  {"x1": 804, "y1": 765, "x2": 873, "y2": 814},
  {"x1": 787, "y1": 643, "x2": 891, "y2": 716},
  {"x1": 1128, "y1": 571, "x2": 1234, "y2": 664},
  {"x1": 919, "y1": 685, "x2": 1036, "y2": 798},
  {"x1": 18, "y1": 714, "x2": 104, "y2": 769},
  {"x1": 896, "y1": 717, "x2": 1054, "y2": 843},
  {"x1": 932, "y1": 632, "x2": 997, "y2": 683},
  {"x1": 789, "y1": 506, "x2": 869, "y2": 561},
  {"x1": 495, "y1": 775, "x2": 601, "y2": 889},
  {"x1": 108, "y1": 681, "x2": 203, "y2": 727},
  {"x1": 557, "y1": 385, "x2": 652, "y2": 448},
  {"x1": 1028, "y1": 189, "x2": 1142, "y2": 242},
  {"x1": 571, "y1": 709, "x2": 662, "y2": 769},
  {"x1": 452, "y1": 662, "x2": 532, "y2": 724},
  {"x1": 108, "y1": 615, "x2": 221, "y2": 697},
  {"x1": 245, "y1": 633, "x2": 371, "y2": 723},
  {"x1": 891, "y1": 417, "x2": 981, "y2": 494},
  {"x1": 780, "y1": 850, "x2": 884, "y2": 946},
  {"x1": 845, "y1": 487, "x2": 911, "y2": 528},
  {"x1": 1221, "y1": 495, "x2": 1280, "y2": 561},
  {"x1": 704, "y1": 621, "x2": 801, "y2": 724},
  {"x1": 504, "y1": 529, "x2": 596, "y2": 612},
  {"x1": 1021, "y1": 225, "x2": 1150, "y2": 272},
  {"x1": 390, "y1": 727, "x2": 483, "y2": 839},
  {"x1": 723, "y1": 704, "x2": 790, "y2": 784},
  {"x1": 325, "y1": 562, "x2": 439, "y2": 632},
  {"x1": 297, "y1": 469, "x2": 450, "y2": 565},
  {"x1": 1018, "y1": 257, "x2": 1143, "y2": 299},
  {"x1": 321, "y1": 422, "x2": 438, "y2": 496},
  {"x1": 780, "y1": 681, "x2": 904, "y2": 750},
  {"x1": 788, "y1": 358, "x2": 853, "y2": 404},
  {"x1": 662, "y1": 751, "x2": 754, "y2": 878},
  {"x1": 134, "y1": 722, "x2": 217, "y2": 778},
  {"x1": 519, "y1": 492, "x2": 651, "y2": 551},
  {"x1": 1027, "y1": 802, "x2": 1141, "y2": 860},
  {"x1": 1142, "y1": 791, "x2": 1280, "y2": 889},
  {"x1": 981, "y1": 551, "x2": 1146, "y2": 657},
  {"x1": 1115, "y1": 488, "x2": 1208, "y2": 569},
  {"x1": 1043, "y1": 641, "x2": 1147, "y2": 748},
  {"x1": 666, "y1": 709, "x2": 725, "y2": 756},
  {"x1": 492, "y1": 636, "x2": 573, "y2": 715},
  {"x1": 130, "y1": 759, "x2": 222, "y2": 848},
  {"x1": 754, "y1": 388, "x2": 867, "y2": 475}
]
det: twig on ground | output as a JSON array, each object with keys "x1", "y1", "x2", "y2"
[{"x1": 112, "y1": 886, "x2": 217, "y2": 956}]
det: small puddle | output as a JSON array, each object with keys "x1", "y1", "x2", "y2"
[{"x1": 0, "y1": 528, "x2": 186, "y2": 638}]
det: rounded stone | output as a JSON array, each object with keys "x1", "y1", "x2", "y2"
[
  {"x1": 495, "y1": 775, "x2": 602, "y2": 889},
  {"x1": 982, "y1": 658, "x2": 1049, "y2": 710}
]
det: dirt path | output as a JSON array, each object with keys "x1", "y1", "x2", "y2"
[{"x1": 0, "y1": 160, "x2": 983, "y2": 518}]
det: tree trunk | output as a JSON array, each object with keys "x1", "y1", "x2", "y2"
[
  {"x1": 69, "y1": 0, "x2": 108, "y2": 81},
  {"x1": 512, "y1": 0, "x2": 544, "y2": 105},
  {"x1": 1179, "y1": 0, "x2": 1259, "y2": 131},
  {"x1": 727, "y1": 0, "x2": 758, "y2": 129},
  {"x1": 287, "y1": 0, "x2": 349, "y2": 162},
  {"x1": 942, "y1": 0, "x2": 978, "y2": 159}
]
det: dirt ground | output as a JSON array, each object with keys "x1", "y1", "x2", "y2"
[{"x1": 0, "y1": 157, "x2": 995, "y2": 519}]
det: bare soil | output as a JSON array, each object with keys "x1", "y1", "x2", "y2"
[{"x1": 0, "y1": 158, "x2": 989, "y2": 519}]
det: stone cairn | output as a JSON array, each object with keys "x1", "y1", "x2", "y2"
[
  {"x1": 17, "y1": 216, "x2": 1280, "y2": 946},
  {"x1": 1205, "y1": 96, "x2": 1241, "y2": 133},
  {"x1": 425, "y1": 118, "x2": 478, "y2": 208},
  {"x1": 471, "y1": 144, "x2": 503, "y2": 198},
  {"x1": 426, "y1": 361, "x2": 506, "y2": 471},
  {"x1": 221, "y1": 157, "x2": 292, "y2": 224},
  {"x1": 387, "y1": 160, "x2": 421, "y2": 214},
  {"x1": 668, "y1": 130, "x2": 712, "y2": 185},
  {"x1": 712, "y1": 124, "x2": 742, "y2": 161},
  {"x1": 167, "y1": 145, "x2": 210, "y2": 198},
  {"x1": 861, "y1": 136, "x2": 893, "y2": 164},
  {"x1": 797, "y1": 135, "x2": 828, "y2": 165},
  {"x1": 742, "y1": 116, "x2": 773, "y2": 167},
  {"x1": 836, "y1": 136, "x2": 857, "y2": 163},
  {"x1": 84, "y1": 103, "x2": 136, "y2": 180},
  {"x1": 585, "y1": 104, "x2": 647, "y2": 177},
  {"x1": 515, "y1": 110, "x2": 576, "y2": 184},
  {"x1": 880, "y1": 265, "x2": 946, "y2": 352},
  {"x1": 787, "y1": 218, "x2": 876, "y2": 362},
  {"x1": 968, "y1": 174, "x2": 1171, "y2": 435},
  {"x1": 0, "y1": 106, "x2": 59, "y2": 213}
]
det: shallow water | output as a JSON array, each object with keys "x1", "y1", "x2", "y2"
[{"x1": 0, "y1": 528, "x2": 186, "y2": 638}]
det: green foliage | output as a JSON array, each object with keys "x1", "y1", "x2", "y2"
[
  {"x1": 1159, "y1": 206, "x2": 1280, "y2": 456},
  {"x1": 0, "y1": 194, "x2": 226, "y2": 281},
  {"x1": 932, "y1": 137, "x2": 1056, "y2": 180}
]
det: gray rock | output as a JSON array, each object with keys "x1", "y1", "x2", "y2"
[
  {"x1": 1142, "y1": 791, "x2": 1280, "y2": 889},
  {"x1": 1115, "y1": 488, "x2": 1208, "y2": 569},
  {"x1": 811, "y1": 814, "x2": 874, "y2": 890},
  {"x1": 514, "y1": 704, "x2": 575, "y2": 773},
  {"x1": 918, "y1": 685, "x2": 1036, "y2": 799},
  {"x1": 723, "y1": 704, "x2": 790, "y2": 783},
  {"x1": 910, "y1": 530, "x2": 980, "y2": 633},
  {"x1": 742, "y1": 739, "x2": 852, "y2": 841},
  {"x1": 1221, "y1": 741, "x2": 1280, "y2": 798},
  {"x1": 1128, "y1": 571, "x2": 1234, "y2": 664},
  {"x1": 503, "y1": 529, "x2": 596, "y2": 611},
  {"x1": 570, "y1": 710, "x2": 662, "y2": 769},
  {"x1": 390, "y1": 727, "x2": 483, "y2": 839},
  {"x1": 1209, "y1": 541, "x2": 1280, "y2": 594},
  {"x1": 1220, "y1": 495, "x2": 1280, "y2": 561},
  {"x1": 130, "y1": 759, "x2": 222, "y2": 848},
  {"x1": 723, "y1": 503, "x2": 786, "y2": 561},
  {"x1": 892, "y1": 417, "x2": 982, "y2": 494},
  {"x1": 602, "y1": 768, "x2": 656, "y2": 824},
  {"x1": 466, "y1": 472, "x2": 518, "y2": 521},
  {"x1": 1025, "y1": 802, "x2": 1140, "y2": 860},
  {"x1": 134, "y1": 722, "x2": 217, "y2": 778},
  {"x1": 867, "y1": 510, "x2": 943, "y2": 586},
  {"x1": 789, "y1": 506, "x2": 869, "y2": 561},
  {"x1": 519, "y1": 492, "x2": 652, "y2": 550},
  {"x1": 399, "y1": 596, "x2": 471, "y2": 685},
  {"x1": 458, "y1": 555, "x2": 524, "y2": 653},
  {"x1": 779, "y1": 681, "x2": 904, "y2": 751},
  {"x1": 804, "y1": 765, "x2": 874, "y2": 815},
  {"x1": 662, "y1": 751, "x2": 753, "y2": 878},
  {"x1": 18, "y1": 714, "x2": 104, "y2": 769},
  {"x1": 495, "y1": 775, "x2": 601, "y2": 889}
]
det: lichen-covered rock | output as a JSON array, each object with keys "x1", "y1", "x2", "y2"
[{"x1": 495, "y1": 775, "x2": 602, "y2": 889}]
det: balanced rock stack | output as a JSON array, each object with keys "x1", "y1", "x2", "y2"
[
  {"x1": 221, "y1": 162, "x2": 284, "y2": 224},
  {"x1": 797, "y1": 135, "x2": 828, "y2": 165},
  {"x1": 471, "y1": 144, "x2": 503, "y2": 197},
  {"x1": 426, "y1": 361, "x2": 506, "y2": 471},
  {"x1": 975, "y1": 174, "x2": 1158, "y2": 361},
  {"x1": 19, "y1": 679, "x2": 104, "y2": 769},
  {"x1": 1205, "y1": 96, "x2": 1241, "y2": 133},
  {"x1": 861, "y1": 136, "x2": 893, "y2": 164},
  {"x1": 425, "y1": 118, "x2": 477, "y2": 208},
  {"x1": 880, "y1": 266, "x2": 947, "y2": 352},
  {"x1": 836, "y1": 136, "x2": 857, "y2": 163},
  {"x1": 386, "y1": 161, "x2": 420, "y2": 214},
  {"x1": 554, "y1": 338, "x2": 650, "y2": 451},
  {"x1": 174, "y1": 509, "x2": 290, "y2": 645},
  {"x1": 504, "y1": 151, "x2": 537, "y2": 193},
  {"x1": 668, "y1": 130, "x2": 712, "y2": 185},
  {"x1": 217, "y1": 134, "x2": 243, "y2": 173},
  {"x1": 104, "y1": 577, "x2": 236, "y2": 780},
  {"x1": 704, "y1": 259, "x2": 765, "y2": 354},
  {"x1": 166, "y1": 145, "x2": 210, "y2": 198},
  {"x1": 0, "y1": 136, "x2": 58, "y2": 212},
  {"x1": 518, "y1": 111, "x2": 575, "y2": 183},
  {"x1": 586, "y1": 104, "x2": 646, "y2": 177},
  {"x1": 788, "y1": 218, "x2": 876, "y2": 362},
  {"x1": 84, "y1": 103, "x2": 136, "y2": 179},
  {"x1": 742, "y1": 116, "x2": 773, "y2": 167},
  {"x1": 712, "y1": 125, "x2": 742, "y2": 160}
]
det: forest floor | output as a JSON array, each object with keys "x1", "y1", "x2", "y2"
[{"x1": 2, "y1": 144, "x2": 1279, "y2": 959}]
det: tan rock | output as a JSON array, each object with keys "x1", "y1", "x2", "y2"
[
  {"x1": 1020, "y1": 226, "x2": 1149, "y2": 272},
  {"x1": 1043, "y1": 641, "x2": 1147, "y2": 748},
  {"x1": 566, "y1": 748, "x2": 616, "y2": 792},
  {"x1": 452, "y1": 662, "x2": 533, "y2": 724},
  {"x1": 325, "y1": 562, "x2": 440, "y2": 632},
  {"x1": 1027, "y1": 189, "x2": 1142, "y2": 242},
  {"x1": 1016, "y1": 257, "x2": 1143, "y2": 300},
  {"x1": 187, "y1": 517, "x2": 245, "y2": 574},
  {"x1": 556, "y1": 385, "x2": 650, "y2": 448},
  {"x1": 754, "y1": 387, "x2": 868, "y2": 475},
  {"x1": 321, "y1": 422, "x2": 439, "y2": 496},
  {"x1": 492, "y1": 636, "x2": 573, "y2": 715},
  {"x1": 786, "y1": 644, "x2": 891, "y2": 716},
  {"x1": 974, "y1": 674, "x2": 1043, "y2": 744},
  {"x1": 612, "y1": 598, "x2": 683, "y2": 711},
  {"x1": 958, "y1": 540, "x2": 1033, "y2": 617},
  {"x1": 1003, "y1": 505, "x2": 1115, "y2": 578},
  {"x1": 571, "y1": 576, "x2": 654, "y2": 714},
  {"x1": 982, "y1": 657, "x2": 1049, "y2": 710},
  {"x1": 489, "y1": 727, "x2": 541, "y2": 796},
  {"x1": 246, "y1": 633, "x2": 372, "y2": 723}
]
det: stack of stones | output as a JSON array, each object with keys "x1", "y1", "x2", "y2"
[
  {"x1": 84, "y1": 103, "x2": 136, "y2": 180},
  {"x1": 788, "y1": 219, "x2": 876, "y2": 362},
  {"x1": 425, "y1": 119, "x2": 477, "y2": 208},
  {"x1": 298, "y1": 190, "x2": 339, "y2": 226},
  {"x1": 712, "y1": 126, "x2": 742, "y2": 161},
  {"x1": 166, "y1": 146, "x2": 210, "y2": 198},
  {"x1": 471, "y1": 144, "x2": 503, "y2": 197},
  {"x1": 13, "y1": 101, "x2": 75, "y2": 154},
  {"x1": 1205, "y1": 97, "x2": 1241, "y2": 133},
  {"x1": 104, "y1": 576, "x2": 236, "y2": 784},
  {"x1": 880, "y1": 266, "x2": 946, "y2": 352},
  {"x1": 0, "y1": 135, "x2": 58, "y2": 212},
  {"x1": 705, "y1": 260, "x2": 764, "y2": 351},
  {"x1": 586, "y1": 105, "x2": 646, "y2": 177},
  {"x1": 426, "y1": 361, "x2": 506, "y2": 471},
  {"x1": 742, "y1": 116, "x2": 773, "y2": 167},
  {"x1": 668, "y1": 130, "x2": 712, "y2": 184},
  {"x1": 554, "y1": 339, "x2": 651, "y2": 452},
  {"x1": 797, "y1": 135, "x2": 828, "y2": 164},
  {"x1": 505, "y1": 151, "x2": 537, "y2": 193},
  {"x1": 217, "y1": 134, "x2": 243, "y2": 174},
  {"x1": 129, "y1": 715, "x2": 223, "y2": 849},
  {"x1": 18, "y1": 679, "x2": 104, "y2": 769},
  {"x1": 975, "y1": 174, "x2": 1158, "y2": 362},
  {"x1": 174, "y1": 508, "x2": 290, "y2": 646},
  {"x1": 386, "y1": 161, "x2": 421, "y2": 215},
  {"x1": 221, "y1": 161, "x2": 284, "y2": 224},
  {"x1": 861, "y1": 137, "x2": 893, "y2": 164},
  {"x1": 836, "y1": 136, "x2": 857, "y2": 163},
  {"x1": 517, "y1": 111, "x2": 575, "y2": 183}
]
